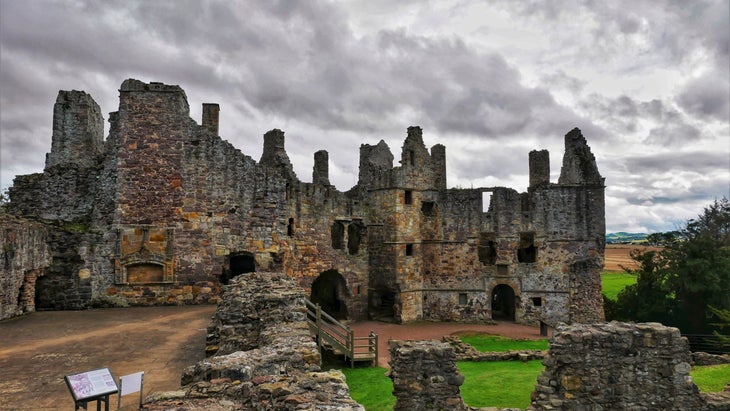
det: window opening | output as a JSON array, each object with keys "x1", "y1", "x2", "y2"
[
  {"x1": 331, "y1": 222, "x2": 345, "y2": 249},
  {"x1": 347, "y1": 222, "x2": 363, "y2": 255},
  {"x1": 405, "y1": 244, "x2": 413, "y2": 256},
  {"x1": 287, "y1": 218, "x2": 294, "y2": 236},
  {"x1": 482, "y1": 192, "x2": 492, "y2": 212},
  {"x1": 478, "y1": 232, "x2": 497, "y2": 265},
  {"x1": 458, "y1": 293, "x2": 468, "y2": 305},
  {"x1": 421, "y1": 201, "x2": 436, "y2": 216},
  {"x1": 221, "y1": 252, "x2": 256, "y2": 285},
  {"x1": 517, "y1": 232, "x2": 537, "y2": 263},
  {"x1": 532, "y1": 297, "x2": 542, "y2": 307},
  {"x1": 404, "y1": 190, "x2": 413, "y2": 205}
]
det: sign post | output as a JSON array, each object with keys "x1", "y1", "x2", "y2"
[{"x1": 64, "y1": 367, "x2": 118, "y2": 411}]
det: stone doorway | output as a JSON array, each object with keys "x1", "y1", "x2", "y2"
[
  {"x1": 310, "y1": 270, "x2": 349, "y2": 320},
  {"x1": 221, "y1": 252, "x2": 255, "y2": 285},
  {"x1": 491, "y1": 284, "x2": 516, "y2": 321},
  {"x1": 369, "y1": 287, "x2": 397, "y2": 322}
]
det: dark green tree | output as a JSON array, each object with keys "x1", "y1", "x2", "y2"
[
  {"x1": 605, "y1": 249, "x2": 676, "y2": 325},
  {"x1": 606, "y1": 198, "x2": 730, "y2": 334},
  {"x1": 662, "y1": 198, "x2": 730, "y2": 333}
]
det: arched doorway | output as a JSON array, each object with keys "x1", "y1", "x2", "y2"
[
  {"x1": 221, "y1": 252, "x2": 255, "y2": 285},
  {"x1": 491, "y1": 284, "x2": 516, "y2": 321},
  {"x1": 310, "y1": 270, "x2": 349, "y2": 320}
]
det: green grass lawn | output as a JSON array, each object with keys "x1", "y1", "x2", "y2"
[
  {"x1": 692, "y1": 363, "x2": 730, "y2": 392},
  {"x1": 458, "y1": 360, "x2": 543, "y2": 408},
  {"x1": 601, "y1": 271, "x2": 637, "y2": 300},
  {"x1": 341, "y1": 366, "x2": 394, "y2": 411},
  {"x1": 459, "y1": 334, "x2": 549, "y2": 352},
  {"x1": 340, "y1": 362, "x2": 730, "y2": 410}
]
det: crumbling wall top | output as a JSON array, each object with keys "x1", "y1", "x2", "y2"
[
  {"x1": 45, "y1": 90, "x2": 104, "y2": 170},
  {"x1": 259, "y1": 128, "x2": 297, "y2": 181},
  {"x1": 558, "y1": 127, "x2": 603, "y2": 185}
]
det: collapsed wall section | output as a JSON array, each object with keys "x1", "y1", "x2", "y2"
[{"x1": 144, "y1": 272, "x2": 364, "y2": 410}]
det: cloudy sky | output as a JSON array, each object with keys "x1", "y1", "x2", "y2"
[{"x1": 1, "y1": 0, "x2": 728, "y2": 233}]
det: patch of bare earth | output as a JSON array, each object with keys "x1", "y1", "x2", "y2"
[
  {"x1": 604, "y1": 244, "x2": 663, "y2": 272},
  {"x1": 0, "y1": 305, "x2": 215, "y2": 411}
]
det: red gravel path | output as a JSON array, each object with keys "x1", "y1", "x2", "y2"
[{"x1": 348, "y1": 320, "x2": 551, "y2": 367}]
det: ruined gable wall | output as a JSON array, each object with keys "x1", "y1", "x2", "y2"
[{"x1": 8, "y1": 90, "x2": 105, "y2": 223}]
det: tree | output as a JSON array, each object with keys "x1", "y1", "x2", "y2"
[
  {"x1": 606, "y1": 249, "x2": 676, "y2": 326},
  {"x1": 662, "y1": 198, "x2": 730, "y2": 333},
  {"x1": 607, "y1": 198, "x2": 730, "y2": 334}
]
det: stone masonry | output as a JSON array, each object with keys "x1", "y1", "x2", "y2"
[
  {"x1": 0, "y1": 214, "x2": 52, "y2": 320},
  {"x1": 389, "y1": 340, "x2": 468, "y2": 411},
  {"x1": 387, "y1": 323, "x2": 730, "y2": 411},
  {"x1": 5, "y1": 79, "x2": 605, "y2": 327},
  {"x1": 530, "y1": 322, "x2": 730, "y2": 410},
  {"x1": 143, "y1": 271, "x2": 364, "y2": 411}
]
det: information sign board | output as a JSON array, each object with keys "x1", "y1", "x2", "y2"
[{"x1": 64, "y1": 367, "x2": 119, "y2": 401}]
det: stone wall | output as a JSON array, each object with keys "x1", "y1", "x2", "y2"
[
  {"x1": 530, "y1": 322, "x2": 730, "y2": 410},
  {"x1": 143, "y1": 271, "x2": 364, "y2": 410},
  {"x1": 388, "y1": 340, "x2": 467, "y2": 411},
  {"x1": 0, "y1": 214, "x2": 52, "y2": 319},
  {"x1": 5, "y1": 79, "x2": 606, "y2": 326}
]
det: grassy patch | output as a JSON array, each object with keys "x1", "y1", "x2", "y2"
[
  {"x1": 601, "y1": 271, "x2": 637, "y2": 301},
  {"x1": 340, "y1": 366, "x2": 394, "y2": 411},
  {"x1": 458, "y1": 360, "x2": 543, "y2": 408},
  {"x1": 459, "y1": 334, "x2": 549, "y2": 352},
  {"x1": 692, "y1": 364, "x2": 730, "y2": 392}
]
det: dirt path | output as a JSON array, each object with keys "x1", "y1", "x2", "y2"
[
  {"x1": 350, "y1": 320, "x2": 550, "y2": 367},
  {"x1": 0, "y1": 306, "x2": 549, "y2": 410},
  {"x1": 0, "y1": 305, "x2": 215, "y2": 411}
]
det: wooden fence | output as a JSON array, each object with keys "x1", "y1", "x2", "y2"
[{"x1": 305, "y1": 299, "x2": 378, "y2": 368}]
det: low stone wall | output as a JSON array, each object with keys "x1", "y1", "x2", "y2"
[
  {"x1": 530, "y1": 322, "x2": 730, "y2": 410},
  {"x1": 0, "y1": 214, "x2": 52, "y2": 320},
  {"x1": 442, "y1": 335, "x2": 546, "y2": 362},
  {"x1": 143, "y1": 272, "x2": 364, "y2": 410},
  {"x1": 100, "y1": 282, "x2": 220, "y2": 307},
  {"x1": 693, "y1": 351, "x2": 730, "y2": 366},
  {"x1": 389, "y1": 340, "x2": 468, "y2": 411}
]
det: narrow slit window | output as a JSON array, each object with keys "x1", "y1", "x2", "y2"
[
  {"x1": 405, "y1": 243, "x2": 413, "y2": 256},
  {"x1": 404, "y1": 190, "x2": 413, "y2": 205}
]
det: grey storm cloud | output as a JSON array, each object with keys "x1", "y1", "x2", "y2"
[
  {"x1": 677, "y1": 70, "x2": 730, "y2": 122},
  {"x1": 622, "y1": 151, "x2": 729, "y2": 175},
  {"x1": 1, "y1": 0, "x2": 728, "y2": 234}
]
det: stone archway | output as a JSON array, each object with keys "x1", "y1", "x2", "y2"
[
  {"x1": 310, "y1": 270, "x2": 349, "y2": 320},
  {"x1": 221, "y1": 252, "x2": 255, "y2": 285},
  {"x1": 491, "y1": 284, "x2": 516, "y2": 321}
]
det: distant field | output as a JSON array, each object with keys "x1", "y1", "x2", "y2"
[
  {"x1": 601, "y1": 272, "x2": 637, "y2": 300},
  {"x1": 604, "y1": 244, "x2": 662, "y2": 272}
]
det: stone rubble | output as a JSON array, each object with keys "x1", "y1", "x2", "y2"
[{"x1": 142, "y1": 272, "x2": 364, "y2": 410}]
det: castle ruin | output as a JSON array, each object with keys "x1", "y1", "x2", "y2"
[{"x1": 3, "y1": 79, "x2": 605, "y2": 325}]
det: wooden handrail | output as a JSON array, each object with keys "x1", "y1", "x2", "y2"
[{"x1": 305, "y1": 298, "x2": 378, "y2": 367}]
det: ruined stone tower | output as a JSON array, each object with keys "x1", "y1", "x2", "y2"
[{"x1": 4, "y1": 79, "x2": 605, "y2": 326}]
